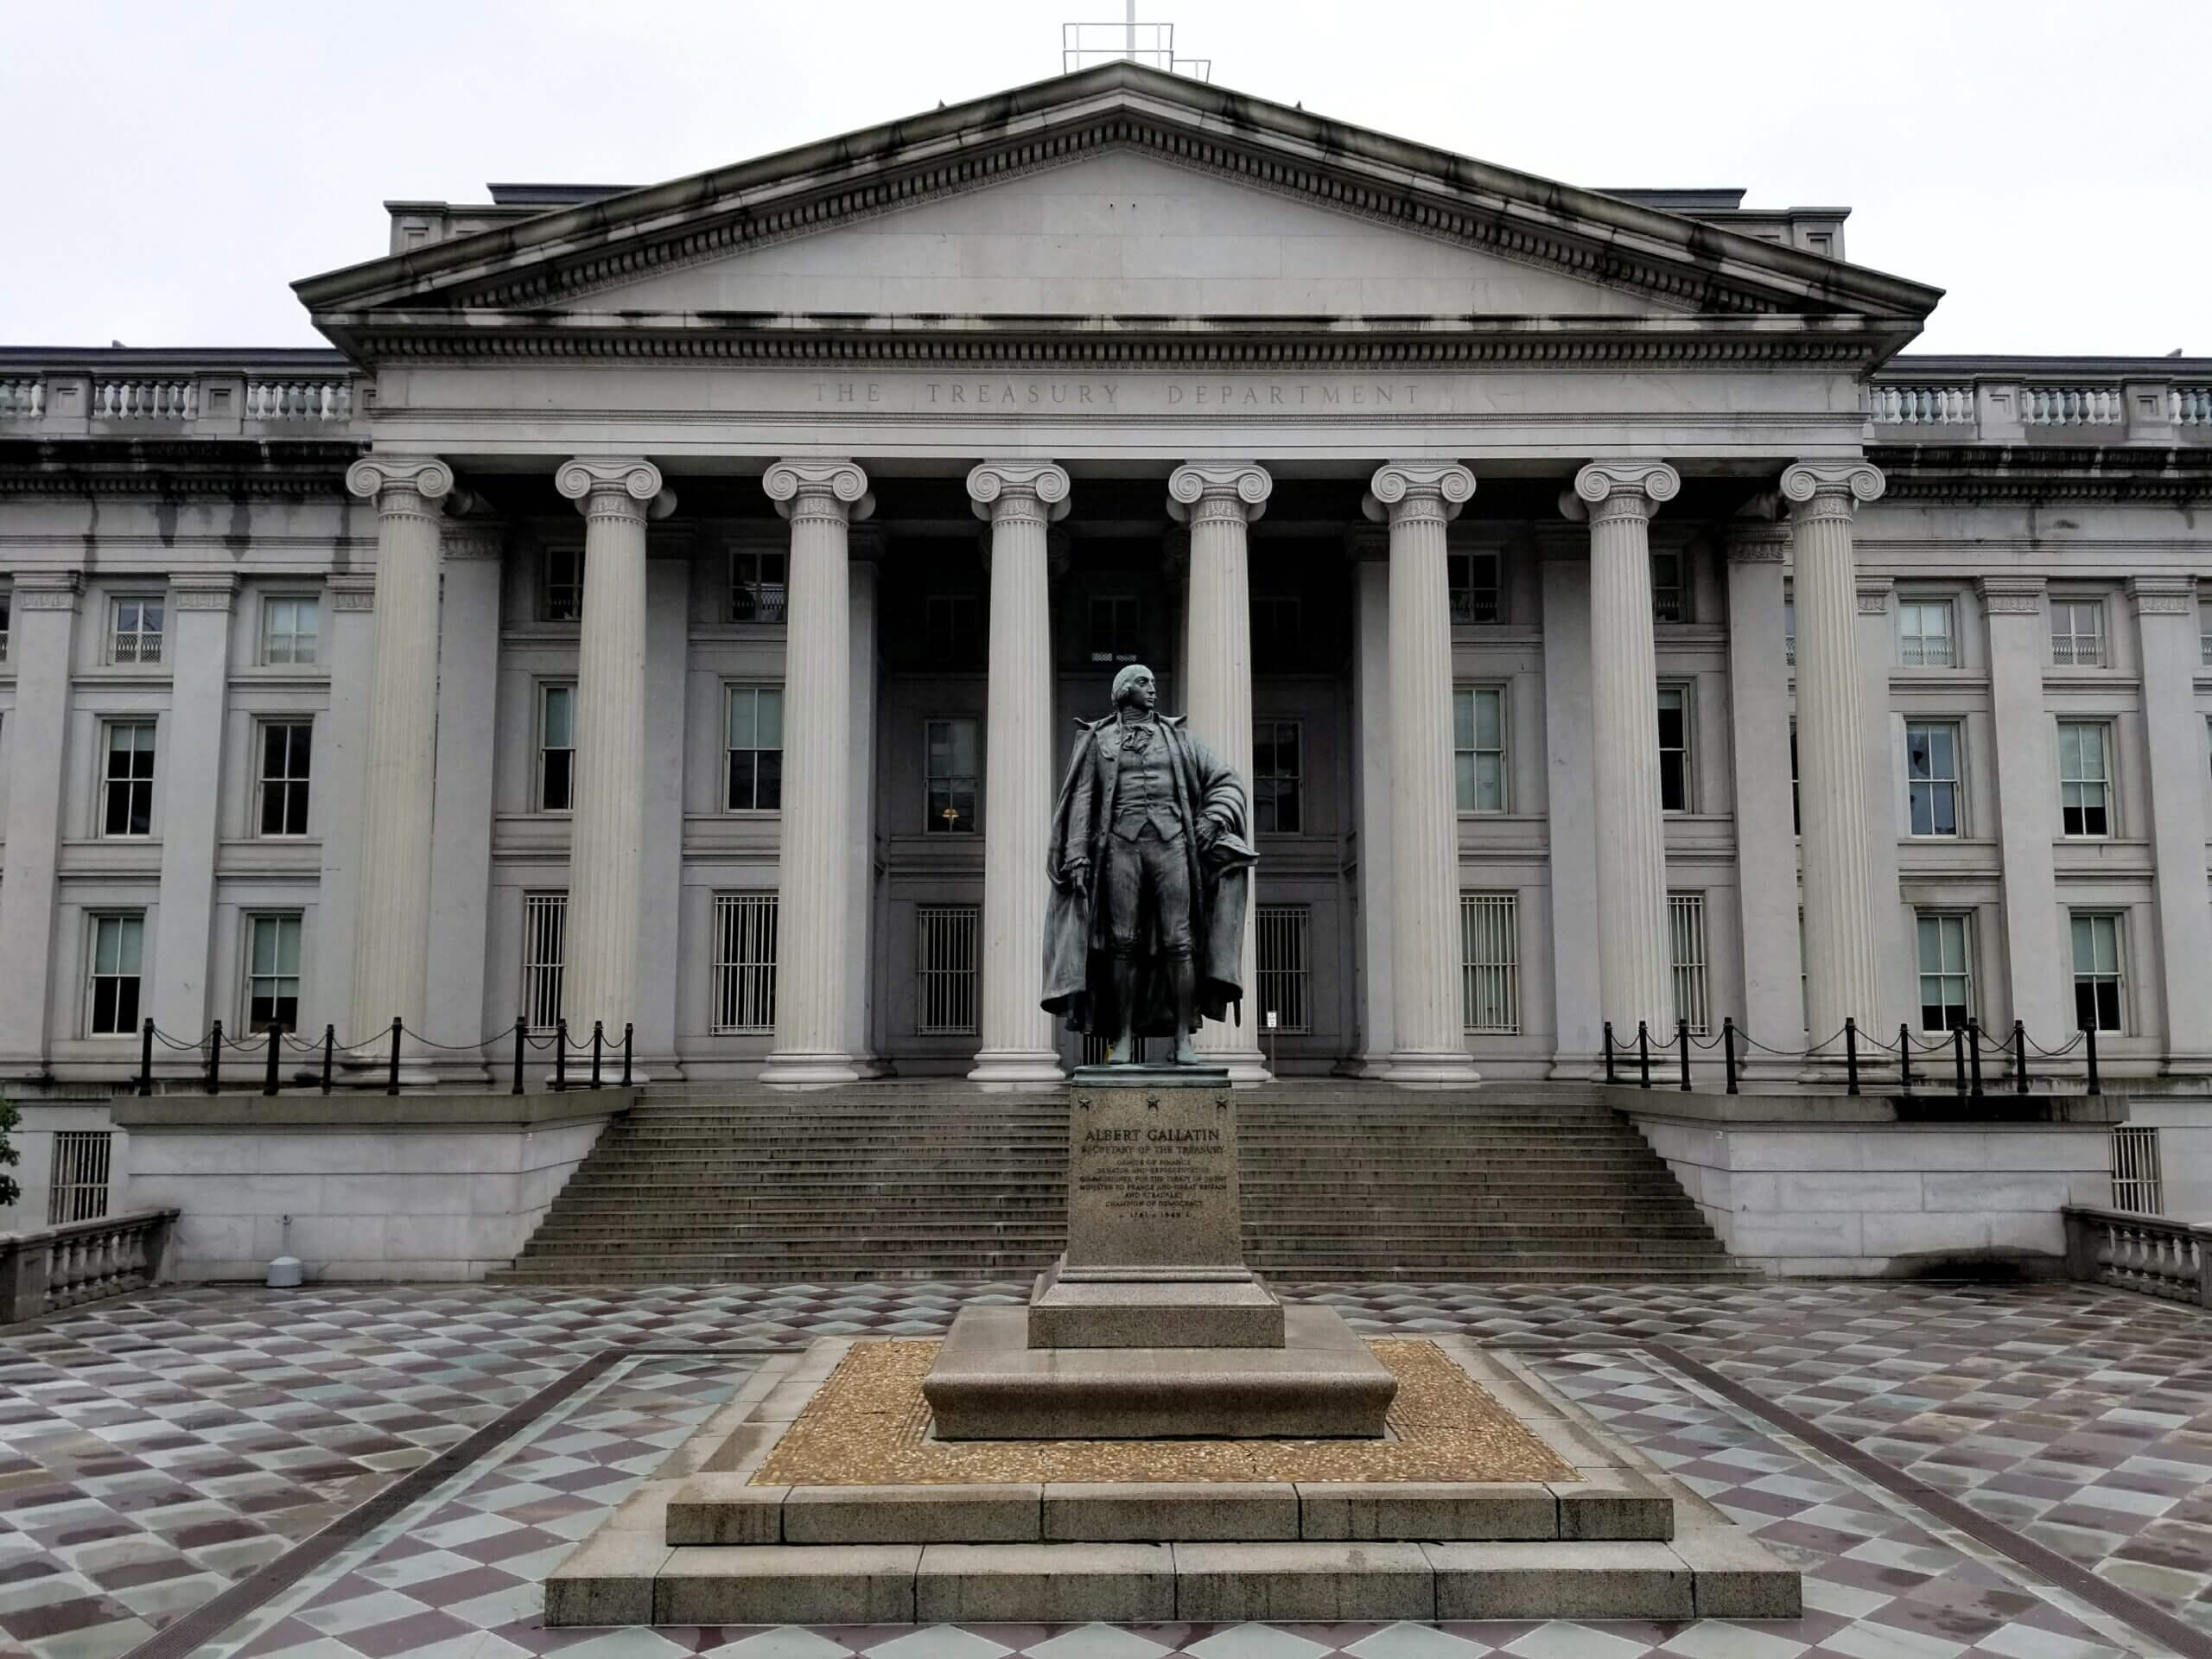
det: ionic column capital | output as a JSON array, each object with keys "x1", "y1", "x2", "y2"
[
  {"x1": 967, "y1": 461, "x2": 1070, "y2": 525},
  {"x1": 766, "y1": 459, "x2": 872, "y2": 524},
  {"x1": 346, "y1": 455, "x2": 454, "y2": 513},
  {"x1": 1167, "y1": 462, "x2": 1271, "y2": 526},
  {"x1": 1363, "y1": 461, "x2": 1474, "y2": 527},
  {"x1": 1568, "y1": 461, "x2": 1681, "y2": 526},
  {"x1": 558, "y1": 457, "x2": 674, "y2": 524},
  {"x1": 1781, "y1": 460, "x2": 1885, "y2": 522}
]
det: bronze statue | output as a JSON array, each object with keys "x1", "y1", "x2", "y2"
[{"x1": 1042, "y1": 664, "x2": 1255, "y2": 1065}]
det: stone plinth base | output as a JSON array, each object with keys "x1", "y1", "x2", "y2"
[
  {"x1": 1028, "y1": 1256, "x2": 1285, "y2": 1349},
  {"x1": 922, "y1": 1305, "x2": 1395, "y2": 1440}
]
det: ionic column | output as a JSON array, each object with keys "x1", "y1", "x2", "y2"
[
  {"x1": 1170, "y1": 464, "x2": 1273, "y2": 1079},
  {"x1": 344, "y1": 455, "x2": 453, "y2": 1046},
  {"x1": 1366, "y1": 462, "x2": 1480, "y2": 1082},
  {"x1": 554, "y1": 459, "x2": 670, "y2": 1054},
  {"x1": 968, "y1": 462, "x2": 1071, "y2": 1084},
  {"x1": 1572, "y1": 461, "x2": 1678, "y2": 1042},
  {"x1": 760, "y1": 460, "x2": 871, "y2": 1084},
  {"x1": 1783, "y1": 461, "x2": 1885, "y2": 1051}
]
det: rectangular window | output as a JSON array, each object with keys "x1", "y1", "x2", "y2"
[
  {"x1": 245, "y1": 913, "x2": 302, "y2": 1033},
  {"x1": 917, "y1": 905, "x2": 980, "y2": 1035},
  {"x1": 2058, "y1": 721, "x2": 2112, "y2": 836},
  {"x1": 729, "y1": 548, "x2": 788, "y2": 623},
  {"x1": 1253, "y1": 720, "x2": 1303, "y2": 835},
  {"x1": 1255, "y1": 905, "x2": 1311, "y2": 1034},
  {"x1": 2050, "y1": 598, "x2": 2107, "y2": 667},
  {"x1": 1897, "y1": 599, "x2": 1955, "y2": 667},
  {"x1": 257, "y1": 721, "x2": 313, "y2": 836},
  {"x1": 1089, "y1": 595, "x2": 1141, "y2": 663},
  {"x1": 1452, "y1": 686, "x2": 1507, "y2": 813},
  {"x1": 1789, "y1": 722, "x2": 1800, "y2": 835},
  {"x1": 1669, "y1": 893, "x2": 1710, "y2": 1034},
  {"x1": 537, "y1": 684, "x2": 575, "y2": 813},
  {"x1": 2111, "y1": 1124, "x2": 2164, "y2": 1215},
  {"x1": 1650, "y1": 550, "x2": 1687, "y2": 623},
  {"x1": 925, "y1": 716, "x2": 980, "y2": 834},
  {"x1": 1449, "y1": 551, "x2": 1501, "y2": 624},
  {"x1": 1253, "y1": 595, "x2": 1303, "y2": 667},
  {"x1": 0, "y1": 585, "x2": 11, "y2": 662},
  {"x1": 727, "y1": 686, "x2": 785, "y2": 811},
  {"x1": 521, "y1": 893, "x2": 567, "y2": 1032},
  {"x1": 711, "y1": 893, "x2": 778, "y2": 1033},
  {"x1": 109, "y1": 596, "x2": 164, "y2": 664},
  {"x1": 260, "y1": 596, "x2": 319, "y2": 665},
  {"x1": 1916, "y1": 912, "x2": 1973, "y2": 1031},
  {"x1": 2199, "y1": 601, "x2": 2212, "y2": 668},
  {"x1": 47, "y1": 1129, "x2": 111, "y2": 1224},
  {"x1": 543, "y1": 544, "x2": 582, "y2": 622},
  {"x1": 101, "y1": 721, "x2": 156, "y2": 836},
  {"x1": 86, "y1": 913, "x2": 143, "y2": 1035},
  {"x1": 1657, "y1": 687, "x2": 1691, "y2": 812},
  {"x1": 1905, "y1": 721, "x2": 1961, "y2": 837},
  {"x1": 2072, "y1": 911, "x2": 2125, "y2": 1032},
  {"x1": 925, "y1": 594, "x2": 982, "y2": 665},
  {"x1": 1783, "y1": 597, "x2": 1796, "y2": 667},
  {"x1": 1460, "y1": 893, "x2": 1520, "y2": 1034}
]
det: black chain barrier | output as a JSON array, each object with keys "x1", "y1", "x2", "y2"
[
  {"x1": 1602, "y1": 1013, "x2": 2107, "y2": 1097},
  {"x1": 130, "y1": 1013, "x2": 637, "y2": 1097}
]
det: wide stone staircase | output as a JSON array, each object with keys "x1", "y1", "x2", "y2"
[{"x1": 495, "y1": 1083, "x2": 1746, "y2": 1284}]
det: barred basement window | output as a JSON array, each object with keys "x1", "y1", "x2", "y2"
[
  {"x1": 521, "y1": 893, "x2": 567, "y2": 1032},
  {"x1": 1669, "y1": 893, "x2": 1710, "y2": 1035},
  {"x1": 711, "y1": 893, "x2": 778, "y2": 1033},
  {"x1": 2111, "y1": 1124, "x2": 2163, "y2": 1215},
  {"x1": 916, "y1": 905, "x2": 979, "y2": 1035},
  {"x1": 729, "y1": 548, "x2": 787, "y2": 622},
  {"x1": 543, "y1": 545, "x2": 582, "y2": 622},
  {"x1": 1449, "y1": 551, "x2": 1500, "y2": 624},
  {"x1": 1460, "y1": 893, "x2": 1520, "y2": 1034},
  {"x1": 1255, "y1": 906, "x2": 1310, "y2": 1033},
  {"x1": 48, "y1": 1130, "x2": 111, "y2": 1224}
]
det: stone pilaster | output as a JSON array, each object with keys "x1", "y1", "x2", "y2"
[
  {"x1": 965, "y1": 461, "x2": 1071, "y2": 1084},
  {"x1": 423, "y1": 521, "x2": 505, "y2": 1067},
  {"x1": 554, "y1": 458, "x2": 669, "y2": 1055},
  {"x1": 150, "y1": 574, "x2": 238, "y2": 1041},
  {"x1": 1345, "y1": 528, "x2": 1395, "y2": 1074},
  {"x1": 1980, "y1": 574, "x2": 2069, "y2": 1041},
  {"x1": 2129, "y1": 575, "x2": 2212, "y2": 1068},
  {"x1": 1171, "y1": 462, "x2": 1273, "y2": 1080},
  {"x1": 344, "y1": 455, "x2": 453, "y2": 1045},
  {"x1": 1724, "y1": 519, "x2": 1807, "y2": 1060},
  {"x1": 1783, "y1": 461, "x2": 1885, "y2": 1051},
  {"x1": 1366, "y1": 462, "x2": 1480, "y2": 1082},
  {"x1": 1573, "y1": 461, "x2": 1678, "y2": 1043},
  {"x1": 760, "y1": 459, "x2": 871, "y2": 1084},
  {"x1": 1537, "y1": 527, "x2": 1604, "y2": 1075},
  {"x1": 0, "y1": 573, "x2": 80, "y2": 1071}
]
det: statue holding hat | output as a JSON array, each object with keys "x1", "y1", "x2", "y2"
[{"x1": 1043, "y1": 664, "x2": 1256, "y2": 1065}]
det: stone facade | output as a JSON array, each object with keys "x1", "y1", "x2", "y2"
[{"x1": 1, "y1": 62, "x2": 2209, "y2": 1105}]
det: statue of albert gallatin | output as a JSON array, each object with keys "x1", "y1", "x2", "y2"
[{"x1": 1042, "y1": 664, "x2": 1256, "y2": 1065}]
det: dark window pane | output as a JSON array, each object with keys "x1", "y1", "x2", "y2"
[
  {"x1": 755, "y1": 751, "x2": 782, "y2": 811},
  {"x1": 261, "y1": 785, "x2": 285, "y2": 836},
  {"x1": 543, "y1": 752, "x2": 572, "y2": 812},
  {"x1": 2084, "y1": 804, "x2": 2107, "y2": 836},
  {"x1": 728, "y1": 751, "x2": 754, "y2": 811},
  {"x1": 2096, "y1": 982, "x2": 2121, "y2": 1030},
  {"x1": 1659, "y1": 754, "x2": 1687, "y2": 812},
  {"x1": 1275, "y1": 780, "x2": 1301, "y2": 835},
  {"x1": 2075, "y1": 982, "x2": 2097, "y2": 1030}
]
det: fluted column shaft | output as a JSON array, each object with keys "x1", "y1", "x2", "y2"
[
  {"x1": 1785, "y1": 461, "x2": 1885, "y2": 1049},
  {"x1": 969, "y1": 462, "x2": 1070, "y2": 1084},
  {"x1": 555, "y1": 458, "x2": 664, "y2": 1046},
  {"x1": 761, "y1": 460, "x2": 871, "y2": 1084},
  {"x1": 1368, "y1": 462, "x2": 1479, "y2": 1081},
  {"x1": 345, "y1": 456, "x2": 452, "y2": 1044},
  {"x1": 1576, "y1": 461, "x2": 1678, "y2": 1039},
  {"x1": 1172, "y1": 463, "x2": 1272, "y2": 1079}
]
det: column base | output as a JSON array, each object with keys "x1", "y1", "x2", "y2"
[
  {"x1": 760, "y1": 1052, "x2": 862, "y2": 1087},
  {"x1": 966, "y1": 1049, "x2": 1065, "y2": 1087},
  {"x1": 1196, "y1": 1043, "x2": 1270, "y2": 1084},
  {"x1": 1387, "y1": 1048, "x2": 1481, "y2": 1085},
  {"x1": 543, "y1": 1069, "x2": 652, "y2": 1090}
]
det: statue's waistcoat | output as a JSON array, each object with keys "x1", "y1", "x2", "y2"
[{"x1": 1108, "y1": 721, "x2": 1185, "y2": 842}]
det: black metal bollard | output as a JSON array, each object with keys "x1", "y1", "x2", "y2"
[
  {"x1": 1898, "y1": 1023, "x2": 1913, "y2": 1094},
  {"x1": 1637, "y1": 1020, "x2": 1651, "y2": 1090},
  {"x1": 2083, "y1": 1022, "x2": 2101, "y2": 1096},
  {"x1": 207, "y1": 1020, "x2": 223, "y2": 1093},
  {"x1": 590, "y1": 1020, "x2": 604, "y2": 1090},
  {"x1": 1967, "y1": 1018, "x2": 1984, "y2": 1097},
  {"x1": 554, "y1": 1019, "x2": 569, "y2": 1091},
  {"x1": 264, "y1": 1023, "x2": 282, "y2": 1096},
  {"x1": 623, "y1": 1023, "x2": 633, "y2": 1088},
  {"x1": 1952, "y1": 1026, "x2": 1967, "y2": 1096},
  {"x1": 138, "y1": 1018, "x2": 154, "y2": 1098},
  {"x1": 1603, "y1": 1022, "x2": 1617, "y2": 1084},
  {"x1": 321, "y1": 1025, "x2": 334, "y2": 1095},
  {"x1": 387, "y1": 1017, "x2": 402, "y2": 1096},
  {"x1": 512, "y1": 1017, "x2": 526, "y2": 1096},
  {"x1": 2012, "y1": 1019, "x2": 2029, "y2": 1096},
  {"x1": 1723, "y1": 1017, "x2": 1738, "y2": 1095},
  {"x1": 1677, "y1": 1018, "x2": 1692, "y2": 1091},
  {"x1": 1844, "y1": 1017, "x2": 1859, "y2": 1096}
]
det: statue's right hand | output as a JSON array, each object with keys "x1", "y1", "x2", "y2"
[{"x1": 1065, "y1": 858, "x2": 1090, "y2": 892}]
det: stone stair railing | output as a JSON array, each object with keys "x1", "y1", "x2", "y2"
[
  {"x1": 1866, "y1": 369, "x2": 2212, "y2": 446},
  {"x1": 2063, "y1": 1204, "x2": 2211, "y2": 1306},
  {"x1": 0, "y1": 360, "x2": 365, "y2": 437},
  {"x1": 0, "y1": 1207, "x2": 177, "y2": 1325}
]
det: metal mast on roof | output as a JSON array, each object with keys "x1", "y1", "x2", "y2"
[{"x1": 1062, "y1": 3, "x2": 1211, "y2": 79}]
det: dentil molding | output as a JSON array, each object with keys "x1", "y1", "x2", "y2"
[
  {"x1": 966, "y1": 461, "x2": 1071, "y2": 523},
  {"x1": 765, "y1": 458, "x2": 873, "y2": 523},
  {"x1": 1363, "y1": 461, "x2": 1474, "y2": 525},
  {"x1": 346, "y1": 455, "x2": 454, "y2": 503},
  {"x1": 1166, "y1": 462, "x2": 1272, "y2": 524}
]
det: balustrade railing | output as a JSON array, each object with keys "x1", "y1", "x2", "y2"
[
  {"x1": 2064, "y1": 1205, "x2": 2212, "y2": 1307},
  {"x1": 0, "y1": 1207, "x2": 175, "y2": 1324},
  {"x1": 1866, "y1": 384, "x2": 1975, "y2": 426},
  {"x1": 2173, "y1": 386, "x2": 2212, "y2": 426},
  {"x1": 245, "y1": 379, "x2": 353, "y2": 422},
  {"x1": 2019, "y1": 385, "x2": 2126, "y2": 426},
  {"x1": 93, "y1": 378, "x2": 197, "y2": 421},
  {"x1": 0, "y1": 378, "x2": 43, "y2": 420}
]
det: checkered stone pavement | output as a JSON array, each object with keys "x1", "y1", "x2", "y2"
[{"x1": 0, "y1": 1280, "x2": 2206, "y2": 1658}]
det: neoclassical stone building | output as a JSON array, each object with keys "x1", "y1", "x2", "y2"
[{"x1": 4, "y1": 62, "x2": 2210, "y2": 1096}]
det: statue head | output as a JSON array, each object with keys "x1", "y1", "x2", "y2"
[{"x1": 1111, "y1": 664, "x2": 1158, "y2": 714}]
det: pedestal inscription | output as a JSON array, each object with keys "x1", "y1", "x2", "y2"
[{"x1": 1067, "y1": 1086, "x2": 1242, "y2": 1268}]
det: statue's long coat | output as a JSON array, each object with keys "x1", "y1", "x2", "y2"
[{"x1": 1041, "y1": 714, "x2": 1256, "y2": 1038}]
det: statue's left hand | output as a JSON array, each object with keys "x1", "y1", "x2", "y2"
[{"x1": 1196, "y1": 817, "x2": 1221, "y2": 850}]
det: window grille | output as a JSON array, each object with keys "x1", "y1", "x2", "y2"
[
  {"x1": 1452, "y1": 687, "x2": 1506, "y2": 812},
  {"x1": 246, "y1": 914, "x2": 302, "y2": 1033},
  {"x1": 522, "y1": 894, "x2": 567, "y2": 1032},
  {"x1": 1448, "y1": 550, "x2": 1500, "y2": 624},
  {"x1": 537, "y1": 685, "x2": 575, "y2": 813},
  {"x1": 1460, "y1": 893, "x2": 1520, "y2": 1034},
  {"x1": 2050, "y1": 598, "x2": 2107, "y2": 666},
  {"x1": 1897, "y1": 599, "x2": 1955, "y2": 666},
  {"x1": 712, "y1": 893, "x2": 778, "y2": 1033},
  {"x1": 1253, "y1": 721, "x2": 1302, "y2": 834},
  {"x1": 101, "y1": 721, "x2": 156, "y2": 837},
  {"x1": 1650, "y1": 550, "x2": 1687, "y2": 622},
  {"x1": 917, "y1": 906, "x2": 980, "y2": 1035},
  {"x1": 727, "y1": 685, "x2": 785, "y2": 810},
  {"x1": 1916, "y1": 912, "x2": 1973, "y2": 1031},
  {"x1": 925, "y1": 718, "x2": 980, "y2": 834},
  {"x1": 86, "y1": 914, "x2": 144, "y2": 1036},
  {"x1": 543, "y1": 544, "x2": 582, "y2": 622},
  {"x1": 2111, "y1": 1125, "x2": 2164, "y2": 1215},
  {"x1": 260, "y1": 596, "x2": 319, "y2": 665},
  {"x1": 1657, "y1": 688, "x2": 1691, "y2": 812},
  {"x1": 2071, "y1": 911, "x2": 2125, "y2": 1033},
  {"x1": 110, "y1": 596, "x2": 164, "y2": 664},
  {"x1": 47, "y1": 1130, "x2": 111, "y2": 1224},
  {"x1": 1669, "y1": 893, "x2": 1710, "y2": 1035},
  {"x1": 1905, "y1": 722, "x2": 1961, "y2": 837},
  {"x1": 1255, "y1": 906, "x2": 1311, "y2": 1033},
  {"x1": 730, "y1": 548, "x2": 787, "y2": 623},
  {"x1": 2058, "y1": 721, "x2": 2112, "y2": 836},
  {"x1": 257, "y1": 721, "x2": 313, "y2": 836}
]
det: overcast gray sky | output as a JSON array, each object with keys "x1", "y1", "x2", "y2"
[{"x1": 6, "y1": 0, "x2": 2205, "y2": 357}]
